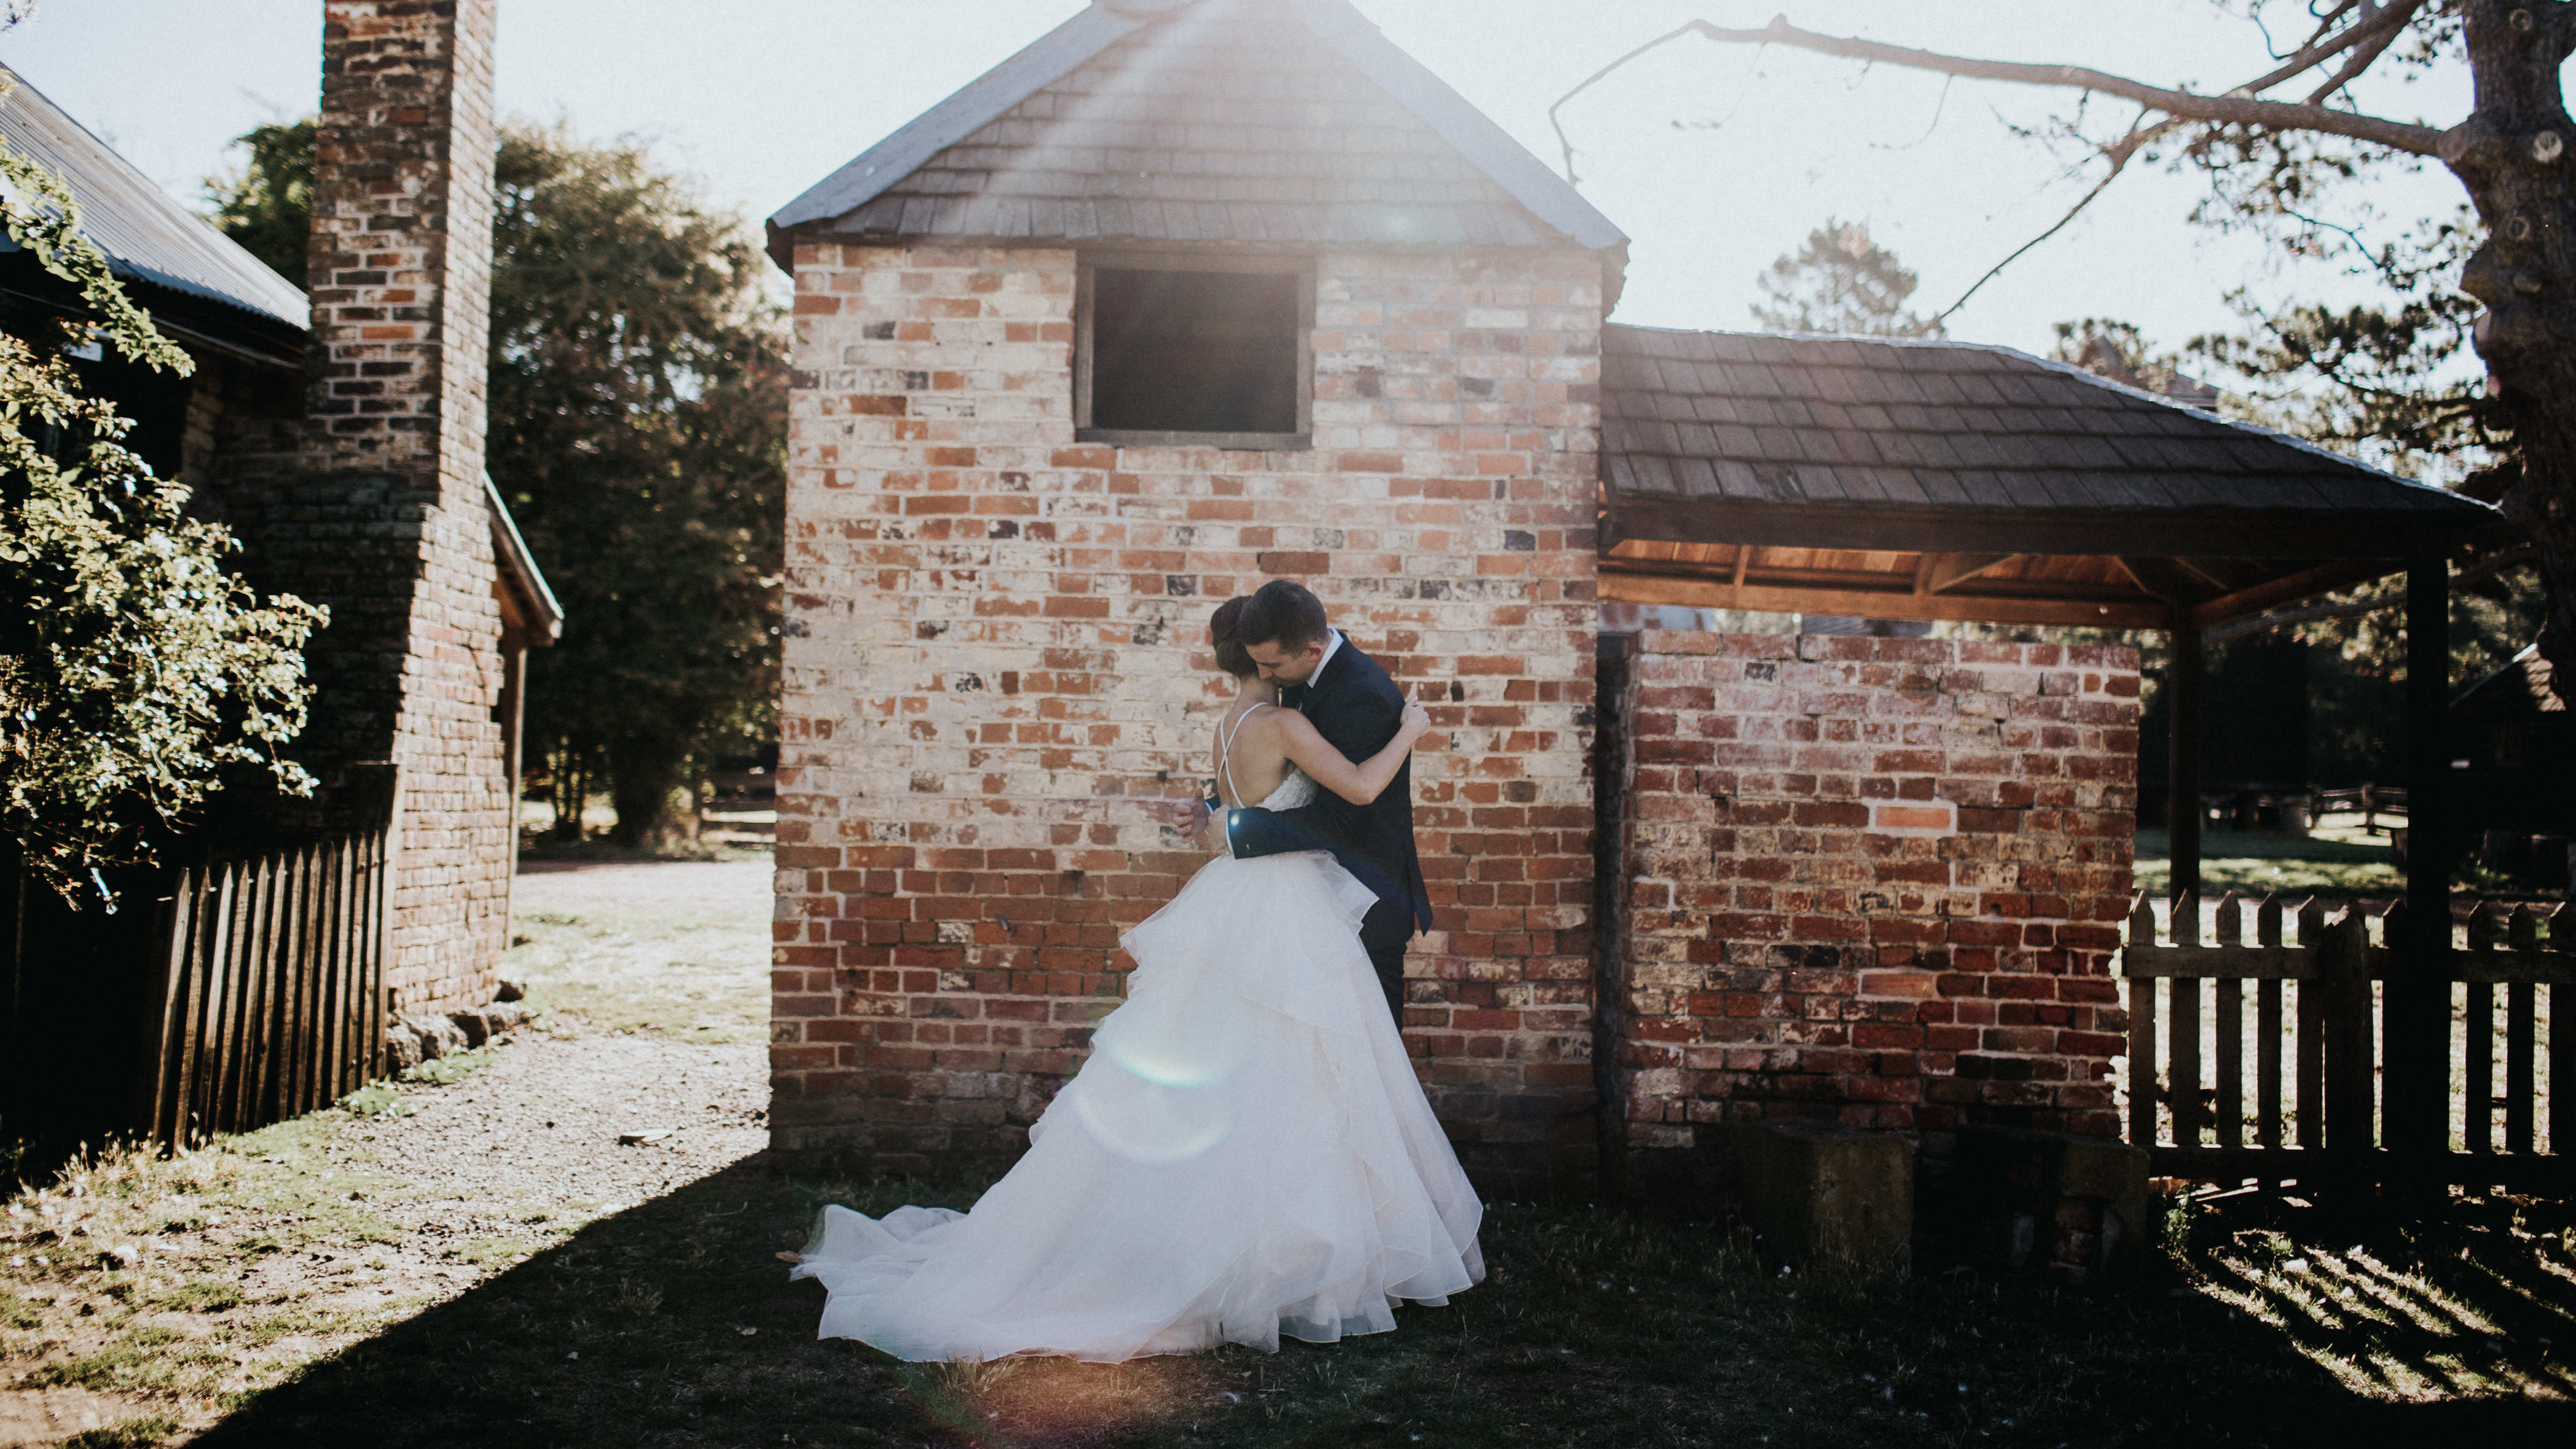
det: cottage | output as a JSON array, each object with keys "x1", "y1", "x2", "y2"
[{"x1": 765, "y1": 0, "x2": 2505, "y2": 1203}]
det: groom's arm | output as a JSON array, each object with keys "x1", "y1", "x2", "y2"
[{"x1": 1228, "y1": 685, "x2": 1400, "y2": 860}]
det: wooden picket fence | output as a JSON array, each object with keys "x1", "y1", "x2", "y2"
[
  {"x1": 132, "y1": 827, "x2": 395, "y2": 1152},
  {"x1": 2120, "y1": 891, "x2": 2570, "y2": 1187}
]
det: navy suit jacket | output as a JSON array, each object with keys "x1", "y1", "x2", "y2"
[{"x1": 1225, "y1": 640, "x2": 1434, "y2": 933}]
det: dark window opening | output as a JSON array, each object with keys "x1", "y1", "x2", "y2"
[{"x1": 1087, "y1": 267, "x2": 1301, "y2": 436}]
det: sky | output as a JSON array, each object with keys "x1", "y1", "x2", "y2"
[{"x1": 0, "y1": 0, "x2": 2494, "y2": 361}]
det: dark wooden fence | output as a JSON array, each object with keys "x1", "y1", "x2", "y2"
[
  {"x1": 132, "y1": 826, "x2": 395, "y2": 1152},
  {"x1": 2121, "y1": 891, "x2": 2570, "y2": 1189},
  {"x1": 0, "y1": 766, "x2": 405, "y2": 1166}
]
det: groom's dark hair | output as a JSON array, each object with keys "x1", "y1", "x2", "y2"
[{"x1": 1235, "y1": 580, "x2": 1329, "y2": 653}]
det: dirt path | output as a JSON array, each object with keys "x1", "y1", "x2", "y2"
[{"x1": 0, "y1": 860, "x2": 774, "y2": 1447}]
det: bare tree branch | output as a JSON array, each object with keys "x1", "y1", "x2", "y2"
[
  {"x1": 2234, "y1": 1, "x2": 2418, "y2": 99},
  {"x1": 2302, "y1": 6, "x2": 2419, "y2": 104},
  {"x1": 1931, "y1": 117, "x2": 2177, "y2": 323},
  {"x1": 1558, "y1": 16, "x2": 2449, "y2": 157},
  {"x1": 1549, "y1": 21, "x2": 1720, "y2": 183}
]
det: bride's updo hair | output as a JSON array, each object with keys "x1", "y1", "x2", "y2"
[{"x1": 1209, "y1": 597, "x2": 1257, "y2": 677}]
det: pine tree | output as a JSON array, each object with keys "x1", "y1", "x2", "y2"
[{"x1": 1750, "y1": 218, "x2": 1944, "y2": 338}]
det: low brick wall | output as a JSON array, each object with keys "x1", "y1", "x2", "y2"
[{"x1": 1612, "y1": 630, "x2": 2139, "y2": 1201}]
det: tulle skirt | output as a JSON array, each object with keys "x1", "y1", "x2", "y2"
[{"x1": 788, "y1": 850, "x2": 1484, "y2": 1362}]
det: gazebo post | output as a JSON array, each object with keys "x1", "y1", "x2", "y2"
[
  {"x1": 2166, "y1": 606, "x2": 2204, "y2": 902},
  {"x1": 2388, "y1": 553, "x2": 2453, "y2": 1160}
]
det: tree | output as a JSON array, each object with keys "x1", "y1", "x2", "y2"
[
  {"x1": 203, "y1": 119, "x2": 312, "y2": 285},
  {"x1": 489, "y1": 125, "x2": 785, "y2": 846},
  {"x1": 1554, "y1": 4, "x2": 2576, "y2": 699},
  {"x1": 1, "y1": 89, "x2": 322, "y2": 907},
  {"x1": 207, "y1": 121, "x2": 786, "y2": 847},
  {"x1": 1751, "y1": 218, "x2": 1945, "y2": 336},
  {"x1": 2054, "y1": 307, "x2": 2542, "y2": 783},
  {"x1": 2052, "y1": 317, "x2": 2218, "y2": 404}
]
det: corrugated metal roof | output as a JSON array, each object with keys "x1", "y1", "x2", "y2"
[
  {"x1": 1600, "y1": 323, "x2": 2502, "y2": 559},
  {"x1": 0, "y1": 64, "x2": 308, "y2": 333},
  {"x1": 770, "y1": 0, "x2": 1624, "y2": 254}
]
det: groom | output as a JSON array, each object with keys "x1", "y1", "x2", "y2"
[{"x1": 1218, "y1": 580, "x2": 1433, "y2": 1018}]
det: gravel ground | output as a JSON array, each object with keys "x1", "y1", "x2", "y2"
[
  {"x1": 275, "y1": 861, "x2": 773, "y2": 1305},
  {"x1": 231, "y1": 1029, "x2": 770, "y2": 1310},
  {"x1": 0, "y1": 860, "x2": 775, "y2": 1447}
]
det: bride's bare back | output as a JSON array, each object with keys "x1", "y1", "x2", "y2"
[
  {"x1": 1213, "y1": 700, "x2": 1295, "y2": 809},
  {"x1": 1209, "y1": 688, "x2": 1433, "y2": 816}
]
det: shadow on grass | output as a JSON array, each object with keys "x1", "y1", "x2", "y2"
[
  {"x1": 2175, "y1": 1187, "x2": 2576, "y2": 1409},
  {"x1": 186, "y1": 1161, "x2": 2572, "y2": 1449}
]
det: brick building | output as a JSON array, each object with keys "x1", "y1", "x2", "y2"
[
  {"x1": 0, "y1": 1, "x2": 555, "y2": 1023},
  {"x1": 766, "y1": 0, "x2": 2502, "y2": 1202}
]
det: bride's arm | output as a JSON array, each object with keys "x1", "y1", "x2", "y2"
[{"x1": 1275, "y1": 691, "x2": 1434, "y2": 806}]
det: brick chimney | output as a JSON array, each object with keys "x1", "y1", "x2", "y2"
[{"x1": 287, "y1": 0, "x2": 512, "y2": 1013}]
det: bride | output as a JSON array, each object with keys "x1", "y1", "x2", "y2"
[{"x1": 785, "y1": 597, "x2": 1485, "y2": 1362}]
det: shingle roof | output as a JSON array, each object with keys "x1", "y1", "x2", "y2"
[
  {"x1": 1600, "y1": 324, "x2": 2505, "y2": 559},
  {"x1": 769, "y1": 0, "x2": 1624, "y2": 256},
  {"x1": 0, "y1": 65, "x2": 308, "y2": 334}
]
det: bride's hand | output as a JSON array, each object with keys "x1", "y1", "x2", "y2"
[{"x1": 1400, "y1": 688, "x2": 1437, "y2": 746}]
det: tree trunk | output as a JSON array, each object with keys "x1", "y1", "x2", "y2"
[
  {"x1": 606, "y1": 738, "x2": 694, "y2": 849},
  {"x1": 2450, "y1": 0, "x2": 2576, "y2": 696},
  {"x1": 545, "y1": 745, "x2": 586, "y2": 841}
]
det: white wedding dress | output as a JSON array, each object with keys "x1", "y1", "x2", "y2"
[{"x1": 788, "y1": 765, "x2": 1484, "y2": 1362}]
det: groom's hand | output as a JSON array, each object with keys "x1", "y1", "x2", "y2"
[{"x1": 1164, "y1": 795, "x2": 1212, "y2": 837}]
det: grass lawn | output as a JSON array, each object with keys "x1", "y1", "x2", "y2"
[
  {"x1": 503, "y1": 860, "x2": 771, "y2": 1042},
  {"x1": 2135, "y1": 828, "x2": 2404, "y2": 899}
]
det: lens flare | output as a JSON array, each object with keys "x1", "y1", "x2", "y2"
[{"x1": 1067, "y1": 1059, "x2": 1236, "y2": 1164}]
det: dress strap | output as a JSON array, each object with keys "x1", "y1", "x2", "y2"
[{"x1": 1217, "y1": 702, "x2": 1264, "y2": 807}]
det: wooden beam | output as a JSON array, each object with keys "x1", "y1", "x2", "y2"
[
  {"x1": 1606, "y1": 495, "x2": 2508, "y2": 560},
  {"x1": 1917, "y1": 552, "x2": 2019, "y2": 595},
  {"x1": 2119, "y1": 555, "x2": 2224, "y2": 605},
  {"x1": 2172, "y1": 555, "x2": 2236, "y2": 594},
  {"x1": 2189, "y1": 557, "x2": 2406, "y2": 627},
  {"x1": 1598, "y1": 569, "x2": 2170, "y2": 628},
  {"x1": 2388, "y1": 556, "x2": 2453, "y2": 1159},
  {"x1": 2168, "y1": 605, "x2": 2204, "y2": 899}
]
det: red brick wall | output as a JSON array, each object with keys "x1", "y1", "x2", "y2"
[
  {"x1": 283, "y1": 0, "x2": 511, "y2": 1012},
  {"x1": 1611, "y1": 630, "x2": 2138, "y2": 1195},
  {"x1": 774, "y1": 242, "x2": 1602, "y2": 1193}
]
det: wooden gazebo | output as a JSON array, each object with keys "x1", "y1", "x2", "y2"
[{"x1": 1591, "y1": 323, "x2": 2517, "y2": 1167}]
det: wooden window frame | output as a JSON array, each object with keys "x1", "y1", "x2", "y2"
[{"x1": 1074, "y1": 250, "x2": 1315, "y2": 451}]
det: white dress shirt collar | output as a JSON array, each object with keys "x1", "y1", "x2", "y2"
[{"x1": 1309, "y1": 628, "x2": 1344, "y2": 686}]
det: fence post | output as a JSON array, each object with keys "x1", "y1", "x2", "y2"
[
  {"x1": 2125, "y1": 895, "x2": 2157, "y2": 1149},
  {"x1": 2320, "y1": 908, "x2": 2374, "y2": 1162},
  {"x1": 346, "y1": 762, "x2": 403, "y2": 1084},
  {"x1": 133, "y1": 876, "x2": 188, "y2": 1152},
  {"x1": 2388, "y1": 554, "x2": 2451, "y2": 1159}
]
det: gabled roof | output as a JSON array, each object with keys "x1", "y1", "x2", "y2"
[
  {"x1": 769, "y1": 0, "x2": 1624, "y2": 260},
  {"x1": 0, "y1": 65, "x2": 309, "y2": 334}
]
